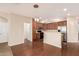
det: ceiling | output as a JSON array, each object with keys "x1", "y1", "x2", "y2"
[{"x1": 0, "y1": 3, "x2": 79, "y2": 23}]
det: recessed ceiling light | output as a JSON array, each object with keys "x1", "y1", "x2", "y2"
[
  {"x1": 64, "y1": 8, "x2": 67, "y2": 11},
  {"x1": 34, "y1": 18, "x2": 37, "y2": 21},
  {"x1": 37, "y1": 18, "x2": 40, "y2": 22},
  {"x1": 67, "y1": 13, "x2": 70, "y2": 16},
  {"x1": 34, "y1": 18, "x2": 39, "y2": 22}
]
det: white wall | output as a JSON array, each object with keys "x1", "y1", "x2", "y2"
[
  {"x1": 44, "y1": 30, "x2": 62, "y2": 48},
  {"x1": 67, "y1": 17, "x2": 78, "y2": 42},
  {"x1": 8, "y1": 13, "x2": 32, "y2": 46},
  {"x1": 0, "y1": 12, "x2": 32, "y2": 46},
  {"x1": 8, "y1": 14, "x2": 24, "y2": 46}
]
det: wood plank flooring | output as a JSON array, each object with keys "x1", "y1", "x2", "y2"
[
  {"x1": 11, "y1": 39, "x2": 79, "y2": 56},
  {"x1": 1, "y1": 40, "x2": 79, "y2": 56},
  {"x1": 0, "y1": 42, "x2": 13, "y2": 56}
]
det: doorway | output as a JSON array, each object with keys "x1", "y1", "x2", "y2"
[
  {"x1": 0, "y1": 17, "x2": 8, "y2": 43},
  {"x1": 24, "y1": 22, "x2": 32, "y2": 42}
]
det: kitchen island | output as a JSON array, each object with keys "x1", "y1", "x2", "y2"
[{"x1": 43, "y1": 30, "x2": 62, "y2": 48}]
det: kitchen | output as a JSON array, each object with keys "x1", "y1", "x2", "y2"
[{"x1": 32, "y1": 18, "x2": 67, "y2": 48}]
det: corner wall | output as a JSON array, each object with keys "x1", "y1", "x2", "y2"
[
  {"x1": 67, "y1": 17, "x2": 78, "y2": 42},
  {"x1": 8, "y1": 13, "x2": 32, "y2": 46},
  {"x1": 8, "y1": 14, "x2": 24, "y2": 46}
]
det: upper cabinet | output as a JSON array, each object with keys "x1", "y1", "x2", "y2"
[
  {"x1": 43, "y1": 21, "x2": 67, "y2": 30},
  {"x1": 58, "y1": 21, "x2": 67, "y2": 26}
]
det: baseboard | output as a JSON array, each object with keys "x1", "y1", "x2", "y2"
[
  {"x1": 8, "y1": 41, "x2": 24, "y2": 47},
  {"x1": 0, "y1": 42, "x2": 8, "y2": 44}
]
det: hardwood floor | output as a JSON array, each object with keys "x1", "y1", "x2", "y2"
[
  {"x1": 11, "y1": 39, "x2": 61, "y2": 56},
  {"x1": 11, "y1": 39, "x2": 79, "y2": 56},
  {"x1": 62, "y1": 43, "x2": 79, "y2": 56},
  {"x1": 0, "y1": 42, "x2": 13, "y2": 56}
]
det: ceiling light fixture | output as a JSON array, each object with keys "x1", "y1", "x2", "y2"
[
  {"x1": 33, "y1": 4, "x2": 39, "y2": 8},
  {"x1": 36, "y1": 18, "x2": 40, "y2": 22},
  {"x1": 64, "y1": 8, "x2": 67, "y2": 11},
  {"x1": 34, "y1": 18, "x2": 39, "y2": 22}
]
